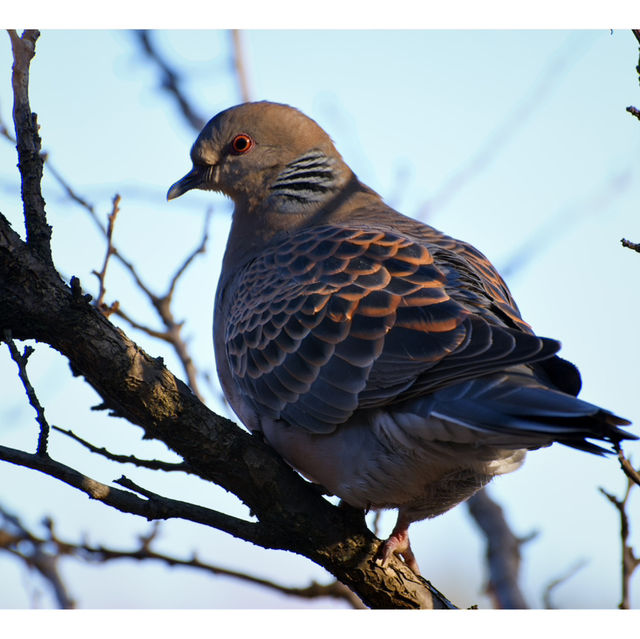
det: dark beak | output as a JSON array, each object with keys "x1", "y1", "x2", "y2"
[{"x1": 167, "y1": 166, "x2": 206, "y2": 201}]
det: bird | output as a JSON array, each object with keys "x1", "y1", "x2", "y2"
[{"x1": 167, "y1": 101, "x2": 634, "y2": 574}]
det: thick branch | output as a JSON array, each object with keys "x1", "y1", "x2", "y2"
[
  {"x1": 467, "y1": 489, "x2": 530, "y2": 609},
  {"x1": 8, "y1": 30, "x2": 53, "y2": 268}
]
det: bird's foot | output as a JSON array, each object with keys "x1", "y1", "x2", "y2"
[{"x1": 376, "y1": 527, "x2": 421, "y2": 575}]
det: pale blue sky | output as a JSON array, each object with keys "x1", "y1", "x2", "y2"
[{"x1": 0, "y1": 28, "x2": 638, "y2": 609}]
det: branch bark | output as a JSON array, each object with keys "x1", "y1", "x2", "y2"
[{"x1": 8, "y1": 30, "x2": 52, "y2": 268}]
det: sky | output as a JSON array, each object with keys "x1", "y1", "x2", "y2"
[{"x1": 0, "y1": 24, "x2": 639, "y2": 612}]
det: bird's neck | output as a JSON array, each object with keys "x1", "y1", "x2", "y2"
[{"x1": 220, "y1": 162, "x2": 381, "y2": 286}]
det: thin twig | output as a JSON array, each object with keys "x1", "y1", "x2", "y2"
[
  {"x1": 0, "y1": 505, "x2": 76, "y2": 608},
  {"x1": 134, "y1": 30, "x2": 206, "y2": 132},
  {"x1": 93, "y1": 194, "x2": 121, "y2": 315},
  {"x1": 542, "y1": 559, "x2": 588, "y2": 609},
  {"x1": 621, "y1": 237, "x2": 640, "y2": 254},
  {"x1": 1, "y1": 105, "x2": 210, "y2": 401},
  {"x1": 105, "y1": 209, "x2": 212, "y2": 401},
  {"x1": 230, "y1": 30, "x2": 251, "y2": 103},
  {"x1": 1, "y1": 36, "x2": 209, "y2": 401},
  {"x1": 600, "y1": 479, "x2": 640, "y2": 609},
  {"x1": 614, "y1": 442, "x2": 640, "y2": 487},
  {"x1": 111, "y1": 307, "x2": 172, "y2": 341},
  {"x1": 52, "y1": 425, "x2": 192, "y2": 473},
  {"x1": 0, "y1": 443, "x2": 271, "y2": 547},
  {"x1": 3, "y1": 331, "x2": 49, "y2": 456},
  {"x1": 167, "y1": 208, "x2": 212, "y2": 300},
  {"x1": 0, "y1": 506, "x2": 364, "y2": 608}
]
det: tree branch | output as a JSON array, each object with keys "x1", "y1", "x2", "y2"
[
  {"x1": 614, "y1": 441, "x2": 640, "y2": 487},
  {"x1": 542, "y1": 559, "x2": 587, "y2": 609},
  {"x1": 621, "y1": 238, "x2": 640, "y2": 254},
  {"x1": 467, "y1": 488, "x2": 532, "y2": 608},
  {"x1": 134, "y1": 30, "x2": 206, "y2": 133},
  {"x1": 52, "y1": 425, "x2": 191, "y2": 473},
  {"x1": 0, "y1": 510, "x2": 366, "y2": 609},
  {"x1": 600, "y1": 479, "x2": 640, "y2": 609},
  {"x1": 230, "y1": 30, "x2": 251, "y2": 103},
  {"x1": 93, "y1": 194, "x2": 121, "y2": 315},
  {"x1": 7, "y1": 29, "x2": 53, "y2": 268},
  {"x1": 0, "y1": 505, "x2": 76, "y2": 608},
  {"x1": 0, "y1": 443, "x2": 269, "y2": 546},
  {"x1": 4, "y1": 331, "x2": 50, "y2": 456}
]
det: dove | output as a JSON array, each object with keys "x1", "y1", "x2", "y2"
[{"x1": 167, "y1": 101, "x2": 634, "y2": 574}]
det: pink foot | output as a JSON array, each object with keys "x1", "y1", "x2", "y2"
[{"x1": 377, "y1": 521, "x2": 421, "y2": 575}]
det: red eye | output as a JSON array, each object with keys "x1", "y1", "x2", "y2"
[{"x1": 231, "y1": 134, "x2": 254, "y2": 154}]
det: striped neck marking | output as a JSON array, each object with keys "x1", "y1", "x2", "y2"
[{"x1": 269, "y1": 150, "x2": 339, "y2": 206}]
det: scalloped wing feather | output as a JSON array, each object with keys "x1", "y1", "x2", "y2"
[{"x1": 225, "y1": 225, "x2": 560, "y2": 433}]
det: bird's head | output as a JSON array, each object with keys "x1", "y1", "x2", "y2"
[{"x1": 167, "y1": 101, "x2": 350, "y2": 210}]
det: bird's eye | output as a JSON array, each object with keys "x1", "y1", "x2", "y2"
[{"x1": 231, "y1": 134, "x2": 254, "y2": 154}]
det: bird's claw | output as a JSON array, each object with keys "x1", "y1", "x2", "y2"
[{"x1": 376, "y1": 529, "x2": 421, "y2": 575}]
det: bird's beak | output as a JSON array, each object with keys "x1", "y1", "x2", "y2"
[{"x1": 167, "y1": 166, "x2": 207, "y2": 201}]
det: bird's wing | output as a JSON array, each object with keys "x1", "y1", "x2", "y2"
[{"x1": 224, "y1": 224, "x2": 560, "y2": 433}]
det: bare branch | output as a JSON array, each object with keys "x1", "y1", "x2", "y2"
[
  {"x1": 52, "y1": 425, "x2": 191, "y2": 473},
  {"x1": 0, "y1": 505, "x2": 76, "y2": 608},
  {"x1": 600, "y1": 479, "x2": 640, "y2": 609},
  {"x1": 0, "y1": 102, "x2": 210, "y2": 401},
  {"x1": 3, "y1": 331, "x2": 49, "y2": 456},
  {"x1": 111, "y1": 306, "x2": 173, "y2": 341},
  {"x1": 542, "y1": 559, "x2": 588, "y2": 609},
  {"x1": 7, "y1": 29, "x2": 53, "y2": 268},
  {"x1": 629, "y1": 30, "x2": 640, "y2": 120},
  {"x1": 0, "y1": 443, "x2": 267, "y2": 546},
  {"x1": 87, "y1": 202, "x2": 212, "y2": 401},
  {"x1": 230, "y1": 30, "x2": 251, "y2": 103},
  {"x1": 167, "y1": 207, "x2": 212, "y2": 300},
  {"x1": 614, "y1": 442, "x2": 640, "y2": 487},
  {"x1": 621, "y1": 237, "x2": 640, "y2": 254},
  {"x1": 467, "y1": 488, "x2": 531, "y2": 608},
  {"x1": 134, "y1": 30, "x2": 206, "y2": 132},
  {"x1": 93, "y1": 194, "x2": 121, "y2": 315},
  {"x1": 0, "y1": 508, "x2": 364, "y2": 609}
]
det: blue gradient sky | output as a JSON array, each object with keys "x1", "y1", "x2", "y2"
[{"x1": 0, "y1": 28, "x2": 639, "y2": 609}]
